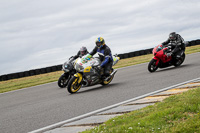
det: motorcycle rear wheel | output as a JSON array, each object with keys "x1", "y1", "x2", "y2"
[
  {"x1": 148, "y1": 59, "x2": 159, "y2": 72},
  {"x1": 101, "y1": 69, "x2": 114, "y2": 85},
  {"x1": 174, "y1": 53, "x2": 185, "y2": 67},
  {"x1": 67, "y1": 76, "x2": 82, "y2": 94},
  {"x1": 58, "y1": 73, "x2": 69, "y2": 88}
]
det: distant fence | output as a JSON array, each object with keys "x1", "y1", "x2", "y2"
[{"x1": 0, "y1": 39, "x2": 200, "y2": 81}]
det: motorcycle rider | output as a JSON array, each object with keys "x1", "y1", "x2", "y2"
[
  {"x1": 162, "y1": 32, "x2": 185, "y2": 58},
  {"x1": 73, "y1": 46, "x2": 89, "y2": 60},
  {"x1": 84, "y1": 37, "x2": 113, "y2": 79}
]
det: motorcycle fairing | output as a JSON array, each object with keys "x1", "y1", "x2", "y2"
[
  {"x1": 84, "y1": 66, "x2": 92, "y2": 73},
  {"x1": 153, "y1": 56, "x2": 160, "y2": 66},
  {"x1": 154, "y1": 46, "x2": 172, "y2": 64}
]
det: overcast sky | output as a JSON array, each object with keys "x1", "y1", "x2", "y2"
[{"x1": 0, "y1": 0, "x2": 200, "y2": 75}]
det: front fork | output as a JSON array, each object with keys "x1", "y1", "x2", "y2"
[
  {"x1": 62, "y1": 72, "x2": 70, "y2": 83},
  {"x1": 74, "y1": 73, "x2": 83, "y2": 85},
  {"x1": 153, "y1": 57, "x2": 160, "y2": 66}
]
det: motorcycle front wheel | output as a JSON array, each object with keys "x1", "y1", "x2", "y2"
[
  {"x1": 148, "y1": 59, "x2": 159, "y2": 72},
  {"x1": 58, "y1": 73, "x2": 69, "y2": 88},
  {"x1": 67, "y1": 76, "x2": 82, "y2": 94}
]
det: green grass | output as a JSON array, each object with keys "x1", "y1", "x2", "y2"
[
  {"x1": 0, "y1": 45, "x2": 200, "y2": 93},
  {"x1": 0, "y1": 71, "x2": 63, "y2": 93},
  {"x1": 82, "y1": 88, "x2": 200, "y2": 133}
]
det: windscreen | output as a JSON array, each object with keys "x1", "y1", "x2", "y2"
[{"x1": 156, "y1": 46, "x2": 163, "y2": 52}]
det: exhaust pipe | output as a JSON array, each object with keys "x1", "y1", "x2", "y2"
[
  {"x1": 105, "y1": 69, "x2": 117, "y2": 81},
  {"x1": 110, "y1": 69, "x2": 117, "y2": 77},
  {"x1": 82, "y1": 79, "x2": 89, "y2": 87}
]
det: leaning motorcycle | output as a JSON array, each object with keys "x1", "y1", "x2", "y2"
[
  {"x1": 58, "y1": 56, "x2": 76, "y2": 88},
  {"x1": 148, "y1": 44, "x2": 185, "y2": 72},
  {"x1": 67, "y1": 55, "x2": 120, "y2": 94}
]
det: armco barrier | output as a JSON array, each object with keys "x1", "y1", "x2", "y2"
[
  {"x1": 56, "y1": 65, "x2": 62, "y2": 70},
  {"x1": 139, "y1": 50, "x2": 145, "y2": 55},
  {"x1": 52, "y1": 66, "x2": 57, "y2": 72},
  {"x1": 128, "y1": 52, "x2": 135, "y2": 58},
  {"x1": 46, "y1": 67, "x2": 52, "y2": 73},
  {"x1": 35, "y1": 69, "x2": 41, "y2": 75},
  {"x1": 134, "y1": 50, "x2": 140, "y2": 56},
  {"x1": 30, "y1": 70, "x2": 36, "y2": 76},
  {"x1": 189, "y1": 41, "x2": 196, "y2": 46},
  {"x1": 24, "y1": 71, "x2": 30, "y2": 77},
  {"x1": 41, "y1": 68, "x2": 47, "y2": 74},
  {"x1": 0, "y1": 40, "x2": 199, "y2": 81},
  {"x1": 1, "y1": 75, "x2": 8, "y2": 81},
  {"x1": 196, "y1": 39, "x2": 200, "y2": 45},
  {"x1": 18, "y1": 72, "x2": 24, "y2": 78}
]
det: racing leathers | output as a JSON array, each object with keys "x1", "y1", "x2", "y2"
[
  {"x1": 162, "y1": 34, "x2": 185, "y2": 58},
  {"x1": 89, "y1": 44, "x2": 113, "y2": 77},
  {"x1": 73, "y1": 50, "x2": 89, "y2": 60}
]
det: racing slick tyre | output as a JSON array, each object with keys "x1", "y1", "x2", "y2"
[
  {"x1": 58, "y1": 73, "x2": 69, "y2": 88},
  {"x1": 101, "y1": 69, "x2": 114, "y2": 86},
  {"x1": 67, "y1": 76, "x2": 82, "y2": 94},
  {"x1": 174, "y1": 53, "x2": 185, "y2": 67},
  {"x1": 148, "y1": 59, "x2": 159, "y2": 72}
]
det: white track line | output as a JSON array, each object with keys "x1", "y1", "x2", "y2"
[{"x1": 29, "y1": 77, "x2": 200, "y2": 133}]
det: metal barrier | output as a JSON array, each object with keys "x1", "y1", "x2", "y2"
[{"x1": 0, "y1": 39, "x2": 199, "y2": 81}]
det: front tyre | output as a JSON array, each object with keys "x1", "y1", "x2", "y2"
[
  {"x1": 67, "y1": 76, "x2": 82, "y2": 94},
  {"x1": 148, "y1": 59, "x2": 159, "y2": 72},
  {"x1": 58, "y1": 73, "x2": 69, "y2": 88}
]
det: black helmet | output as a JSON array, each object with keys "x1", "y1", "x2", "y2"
[
  {"x1": 169, "y1": 32, "x2": 177, "y2": 41},
  {"x1": 80, "y1": 46, "x2": 88, "y2": 56}
]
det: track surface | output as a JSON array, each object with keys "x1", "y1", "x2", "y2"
[{"x1": 0, "y1": 53, "x2": 200, "y2": 133}]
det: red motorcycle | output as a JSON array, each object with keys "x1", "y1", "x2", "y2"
[{"x1": 148, "y1": 44, "x2": 185, "y2": 72}]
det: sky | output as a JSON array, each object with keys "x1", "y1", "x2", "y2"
[{"x1": 0, "y1": 0, "x2": 200, "y2": 75}]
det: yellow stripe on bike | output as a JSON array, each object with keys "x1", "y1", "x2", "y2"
[{"x1": 84, "y1": 66, "x2": 92, "y2": 73}]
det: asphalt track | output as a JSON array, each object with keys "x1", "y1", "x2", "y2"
[{"x1": 0, "y1": 52, "x2": 200, "y2": 133}]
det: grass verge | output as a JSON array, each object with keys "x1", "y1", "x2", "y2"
[
  {"x1": 0, "y1": 45, "x2": 200, "y2": 93},
  {"x1": 82, "y1": 88, "x2": 200, "y2": 133}
]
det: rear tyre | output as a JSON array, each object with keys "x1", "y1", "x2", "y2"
[
  {"x1": 58, "y1": 73, "x2": 69, "y2": 88},
  {"x1": 174, "y1": 53, "x2": 185, "y2": 67},
  {"x1": 101, "y1": 69, "x2": 114, "y2": 85},
  {"x1": 148, "y1": 59, "x2": 159, "y2": 72},
  {"x1": 67, "y1": 76, "x2": 82, "y2": 94}
]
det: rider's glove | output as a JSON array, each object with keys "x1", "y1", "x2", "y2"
[
  {"x1": 166, "y1": 52, "x2": 172, "y2": 57},
  {"x1": 84, "y1": 54, "x2": 92, "y2": 60},
  {"x1": 167, "y1": 45, "x2": 172, "y2": 49}
]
